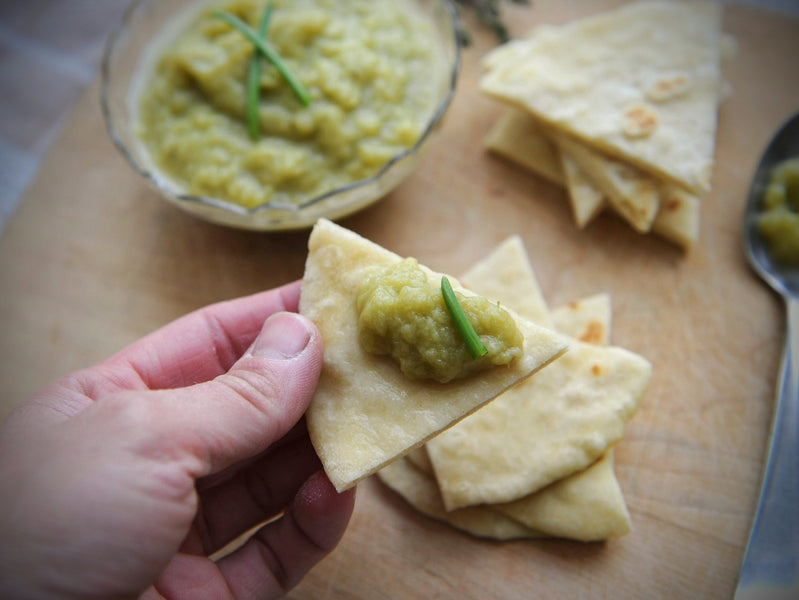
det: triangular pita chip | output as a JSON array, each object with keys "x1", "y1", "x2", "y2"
[
  {"x1": 495, "y1": 450, "x2": 631, "y2": 541},
  {"x1": 379, "y1": 458, "x2": 540, "y2": 540},
  {"x1": 551, "y1": 293, "x2": 612, "y2": 346},
  {"x1": 459, "y1": 235, "x2": 553, "y2": 329},
  {"x1": 427, "y1": 238, "x2": 651, "y2": 509},
  {"x1": 556, "y1": 142, "x2": 700, "y2": 248},
  {"x1": 652, "y1": 184, "x2": 701, "y2": 249},
  {"x1": 481, "y1": 0, "x2": 724, "y2": 193},
  {"x1": 300, "y1": 219, "x2": 569, "y2": 491},
  {"x1": 557, "y1": 145, "x2": 607, "y2": 228},
  {"x1": 379, "y1": 245, "x2": 634, "y2": 541},
  {"x1": 553, "y1": 132, "x2": 660, "y2": 233},
  {"x1": 484, "y1": 109, "x2": 565, "y2": 186},
  {"x1": 482, "y1": 109, "x2": 697, "y2": 245}
]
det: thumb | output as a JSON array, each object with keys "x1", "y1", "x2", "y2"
[{"x1": 149, "y1": 311, "x2": 325, "y2": 475}]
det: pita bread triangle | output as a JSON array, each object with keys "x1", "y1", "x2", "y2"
[
  {"x1": 553, "y1": 131, "x2": 660, "y2": 233},
  {"x1": 426, "y1": 234, "x2": 652, "y2": 510},
  {"x1": 378, "y1": 457, "x2": 540, "y2": 540},
  {"x1": 480, "y1": 1, "x2": 724, "y2": 194},
  {"x1": 484, "y1": 109, "x2": 566, "y2": 186},
  {"x1": 378, "y1": 244, "x2": 633, "y2": 541},
  {"x1": 299, "y1": 219, "x2": 569, "y2": 491}
]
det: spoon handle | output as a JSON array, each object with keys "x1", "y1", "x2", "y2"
[{"x1": 734, "y1": 295, "x2": 799, "y2": 599}]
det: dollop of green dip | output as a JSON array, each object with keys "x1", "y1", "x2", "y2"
[
  {"x1": 356, "y1": 258, "x2": 524, "y2": 383},
  {"x1": 759, "y1": 157, "x2": 799, "y2": 264},
  {"x1": 136, "y1": 0, "x2": 442, "y2": 209}
]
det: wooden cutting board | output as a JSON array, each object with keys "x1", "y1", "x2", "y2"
[{"x1": 0, "y1": 1, "x2": 796, "y2": 597}]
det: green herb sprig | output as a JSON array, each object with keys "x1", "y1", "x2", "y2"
[
  {"x1": 441, "y1": 276, "x2": 488, "y2": 359},
  {"x1": 213, "y1": 9, "x2": 312, "y2": 108},
  {"x1": 245, "y1": 2, "x2": 274, "y2": 139}
]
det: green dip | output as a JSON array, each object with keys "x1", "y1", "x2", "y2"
[
  {"x1": 356, "y1": 258, "x2": 524, "y2": 383},
  {"x1": 759, "y1": 157, "x2": 799, "y2": 264},
  {"x1": 135, "y1": 0, "x2": 442, "y2": 209}
]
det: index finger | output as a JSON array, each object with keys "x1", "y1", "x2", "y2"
[
  {"x1": 68, "y1": 281, "x2": 303, "y2": 398},
  {"x1": 111, "y1": 280, "x2": 303, "y2": 390}
]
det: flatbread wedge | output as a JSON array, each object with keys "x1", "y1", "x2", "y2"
[
  {"x1": 427, "y1": 238, "x2": 651, "y2": 510},
  {"x1": 459, "y1": 234, "x2": 553, "y2": 329},
  {"x1": 300, "y1": 219, "x2": 570, "y2": 491},
  {"x1": 480, "y1": 0, "x2": 724, "y2": 194},
  {"x1": 558, "y1": 147, "x2": 607, "y2": 229},
  {"x1": 427, "y1": 322, "x2": 651, "y2": 510},
  {"x1": 551, "y1": 293, "x2": 612, "y2": 346},
  {"x1": 652, "y1": 184, "x2": 701, "y2": 249},
  {"x1": 495, "y1": 450, "x2": 631, "y2": 541},
  {"x1": 484, "y1": 109, "x2": 565, "y2": 186},
  {"x1": 553, "y1": 132, "x2": 660, "y2": 233},
  {"x1": 379, "y1": 458, "x2": 540, "y2": 541},
  {"x1": 379, "y1": 244, "x2": 634, "y2": 542}
]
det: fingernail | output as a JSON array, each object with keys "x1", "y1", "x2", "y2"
[{"x1": 251, "y1": 312, "x2": 313, "y2": 360}]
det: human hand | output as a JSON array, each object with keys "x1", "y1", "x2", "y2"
[{"x1": 0, "y1": 281, "x2": 355, "y2": 600}]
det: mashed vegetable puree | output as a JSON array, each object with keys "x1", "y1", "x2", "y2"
[
  {"x1": 759, "y1": 157, "x2": 799, "y2": 264},
  {"x1": 357, "y1": 258, "x2": 524, "y2": 383},
  {"x1": 136, "y1": 0, "x2": 443, "y2": 209}
]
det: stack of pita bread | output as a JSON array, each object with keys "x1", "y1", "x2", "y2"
[
  {"x1": 300, "y1": 219, "x2": 570, "y2": 493},
  {"x1": 479, "y1": 1, "x2": 730, "y2": 249},
  {"x1": 377, "y1": 236, "x2": 652, "y2": 542},
  {"x1": 299, "y1": 220, "x2": 652, "y2": 542}
]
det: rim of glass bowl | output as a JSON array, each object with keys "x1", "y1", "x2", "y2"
[{"x1": 100, "y1": 0, "x2": 462, "y2": 223}]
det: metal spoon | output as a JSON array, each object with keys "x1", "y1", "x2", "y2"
[{"x1": 735, "y1": 111, "x2": 799, "y2": 600}]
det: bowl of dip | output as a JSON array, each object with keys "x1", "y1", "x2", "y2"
[{"x1": 102, "y1": 0, "x2": 460, "y2": 230}]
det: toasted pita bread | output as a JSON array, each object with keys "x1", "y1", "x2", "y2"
[
  {"x1": 551, "y1": 293, "x2": 612, "y2": 346},
  {"x1": 484, "y1": 109, "x2": 565, "y2": 186},
  {"x1": 379, "y1": 245, "x2": 633, "y2": 541},
  {"x1": 652, "y1": 184, "x2": 701, "y2": 249},
  {"x1": 481, "y1": 1, "x2": 723, "y2": 194},
  {"x1": 427, "y1": 339, "x2": 651, "y2": 509},
  {"x1": 558, "y1": 147, "x2": 607, "y2": 228},
  {"x1": 300, "y1": 219, "x2": 569, "y2": 491},
  {"x1": 553, "y1": 132, "x2": 660, "y2": 233},
  {"x1": 459, "y1": 235, "x2": 553, "y2": 329},
  {"x1": 427, "y1": 237, "x2": 651, "y2": 509},
  {"x1": 378, "y1": 458, "x2": 541, "y2": 540},
  {"x1": 482, "y1": 108, "x2": 699, "y2": 244},
  {"x1": 495, "y1": 450, "x2": 631, "y2": 541},
  {"x1": 485, "y1": 109, "x2": 606, "y2": 227}
]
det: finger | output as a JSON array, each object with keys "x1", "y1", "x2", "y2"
[
  {"x1": 93, "y1": 311, "x2": 323, "y2": 479},
  {"x1": 193, "y1": 433, "x2": 323, "y2": 554},
  {"x1": 217, "y1": 471, "x2": 356, "y2": 599},
  {"x1": 196, "y1": 419, "x2": 310, "y2": 491},
  {"x1": 102, "y1": 281, "x2": 302, "y2": 390},
  {"x1": 48, "y1": 281, "x2": 303, "y2": 409}
]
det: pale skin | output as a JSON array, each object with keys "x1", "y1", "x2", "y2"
[{"x1": 0, "y1": 281, "x2": 356, "y2": 600}]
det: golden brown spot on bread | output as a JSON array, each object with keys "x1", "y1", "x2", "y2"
[
  {"x1": 580, "y1": 321, "x2": 605, "y2": 346},
  {"x1": 664, "y1": 196, "x2": 683, "y2": 212},
  {"x1": 591, "y1": 364, "x2": 603, "y2": 376},
  {"x1": 647, "y1": 74, "x2": 691, "y2": 102},
  {"x1": 622, "y1": 104, "x2": 658, "y2": 138}
]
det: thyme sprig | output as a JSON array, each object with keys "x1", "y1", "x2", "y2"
[{"x1": 453, "y1": 0, "x2": 531, "y2": 46}]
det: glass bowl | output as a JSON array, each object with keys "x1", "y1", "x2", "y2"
[{"x1": 101, "y1": 0, "x2": 461, "y2": 231}]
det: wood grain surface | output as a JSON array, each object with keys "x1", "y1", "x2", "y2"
[{"x1": 0, "y1": 1, "x2": 797, "y2": 598}]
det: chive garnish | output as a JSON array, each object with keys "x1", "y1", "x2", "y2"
[
  {"x1": 213, "y1": 9, "x2": 312, "y2": 107},
  {"x1": 441, "y1": 276, "x2": 488, "y2": 360},
  {"x1": 245, "y1": 2, "x2": 274, "y2": 139}
]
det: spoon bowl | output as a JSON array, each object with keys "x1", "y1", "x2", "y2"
[
  {"x1": 735, "y1": 111, "x2": 799, "y2": 599},
  {"x1": 743, "y1": 112, "x2": 799, "y2": 295}
]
